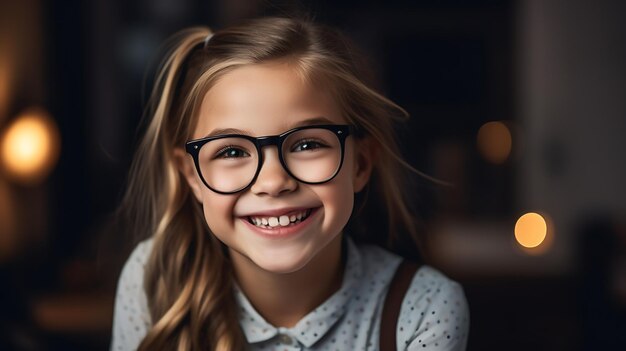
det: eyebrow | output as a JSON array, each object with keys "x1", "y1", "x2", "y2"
[{"x1": 202, "y1": 116, "x2": 336, "y2": 138}]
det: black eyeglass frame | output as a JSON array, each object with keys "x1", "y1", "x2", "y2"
[{"x1": 185, "y1": 124, "x2": 353, "y2": 194}]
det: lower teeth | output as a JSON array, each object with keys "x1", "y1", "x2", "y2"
[{"x1": 254, "y1": 218, "x2": 301, "y2": 228}]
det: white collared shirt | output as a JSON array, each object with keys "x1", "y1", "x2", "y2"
[{"x1": 111, "y1": 237, "x2": 469, "y2": 350}]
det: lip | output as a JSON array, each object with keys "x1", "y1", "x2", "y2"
[
  {"x1": 240, "y1": 207, "x2": 321, "y2": 239},
  {"x1": 241, "y1": 206, "x2": 312, "y2": 217}
]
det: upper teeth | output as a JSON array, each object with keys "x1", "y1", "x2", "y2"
[{"x1": 249, "y1": 209, "x2": 311, "y2": 228}]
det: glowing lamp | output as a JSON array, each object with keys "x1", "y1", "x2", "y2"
[{"x1": 0, "y1": 108, "x2": 60, "y2": 184}]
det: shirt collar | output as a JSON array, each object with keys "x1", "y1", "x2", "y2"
[{"x1": 235, "y1": 237, "x2": 363, "y2": 347}]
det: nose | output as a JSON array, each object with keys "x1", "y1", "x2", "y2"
[{"x1": 250, "y1": 146, "x2": 298, "y2": 196}]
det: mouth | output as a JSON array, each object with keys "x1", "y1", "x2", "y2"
[{"x1": 246, "y1": 208, "x2": 315, "y2": 229}]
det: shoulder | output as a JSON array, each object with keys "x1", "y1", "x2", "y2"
[
  {"x1": 397, "y1": 265, "x2": 470, "y2": 350},
  {"x1": 111, "y1": 238, "x2": 155, "y2": 351},
  {"x1": 357, "y1": 243, "x2": 404, "y2": 274},
  {"x1": 115, "y1": 238, "x2": 154, "y2": 296},
  {"x1": 120, "y1": 238, "x2": 154, "y2": 278},
  {"x1": 354, "y1": 243, "x2": 469, "y2": 350}
]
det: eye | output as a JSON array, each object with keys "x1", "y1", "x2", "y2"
[
  {"x1": 291, "y1": 139, "x2": 327, "y2": 152},
  {"x1": 214, "y1": 146, "x2": 251, "y2": 159}
]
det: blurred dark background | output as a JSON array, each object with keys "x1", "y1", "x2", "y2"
[{"x1": 0, "y1": 0, "x2": 625, "y2": 350}]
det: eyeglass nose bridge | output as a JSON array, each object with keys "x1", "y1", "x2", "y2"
[
  {"x1": 250, "y1": 134, "x2": 291, "y2": 180},
  {"x1": 255, "y1": 134, "x2": 282, "y2": 148}
]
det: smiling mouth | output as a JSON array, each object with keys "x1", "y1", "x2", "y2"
[{"x1": 247, "y1": 208, "x2": 313, "y2": 229}]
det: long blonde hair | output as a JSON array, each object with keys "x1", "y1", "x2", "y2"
[{"x1": 118, "y1": 16, "x2": 428, "y2": 351}]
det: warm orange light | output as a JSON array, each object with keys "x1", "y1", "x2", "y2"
[
  {"x1": 0, "y1": 108, "x2": 60, "y2": 184},
  {"x1": 515, "y1": 212, "x2": 547, "y2": 248},
  {"x1": 477, "y1": 121, "x2": 512, "y2": 164}
]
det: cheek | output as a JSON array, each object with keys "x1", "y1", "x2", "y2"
[
  {"x1": 199, "y1": 190, "x2": 238, "y2": 235},
  {"x1": 318, "y1": 160, "x2": 357, "y2": 230},
  {"x1": 329, "y1": 184, "x2": 354, "y2": 226}
]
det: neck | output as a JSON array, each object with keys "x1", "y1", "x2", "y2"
[{"x1": 230, "y1": 235, "x2": 345, "y2": 328}]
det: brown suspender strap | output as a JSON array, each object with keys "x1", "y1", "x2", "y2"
[{"x1": 380, "y1": 260, "x2": 419, "y2": 351}]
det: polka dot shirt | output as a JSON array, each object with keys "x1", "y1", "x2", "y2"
[{"x1": 111, "y1": 238, "x2": 469, "y2": 351}]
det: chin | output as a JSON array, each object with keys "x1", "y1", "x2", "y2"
[{"x1": 249, "y1": 250, "x2": 313, "y2": 274}]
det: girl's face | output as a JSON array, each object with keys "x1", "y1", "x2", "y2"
[{"x1": 176, "y1": 62, "x2": 373, "y2": 274}]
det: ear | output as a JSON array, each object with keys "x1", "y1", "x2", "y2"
[
  {"x1": 172, "y1": 147, "x2": 203, "y2": 202},
  {"x1": 352, "y1": 137, "x2": 377, "y2": 193}
]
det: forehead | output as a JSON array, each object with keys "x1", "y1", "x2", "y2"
[{"x1": 193, "y1": 62, "x2": 344, "y2": 139}]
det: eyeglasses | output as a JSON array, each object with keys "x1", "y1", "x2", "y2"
[{"x1": 185, "y1": 124, "x2": 353, "y2": 194}]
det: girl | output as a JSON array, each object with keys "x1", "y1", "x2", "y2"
[{"x1": 111, "y1": 17, "x2": 469, "y2": 351}]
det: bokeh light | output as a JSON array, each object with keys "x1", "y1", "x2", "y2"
[
  {"x1": 515, "y1": 212, "x2": 548, "y2": 249},
  {"x1": 477, "y1": 121, "x2": 512, "y2": 164},
  {"x1": 0, "y1": 107, "x2": 60, "y2": 184}
]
